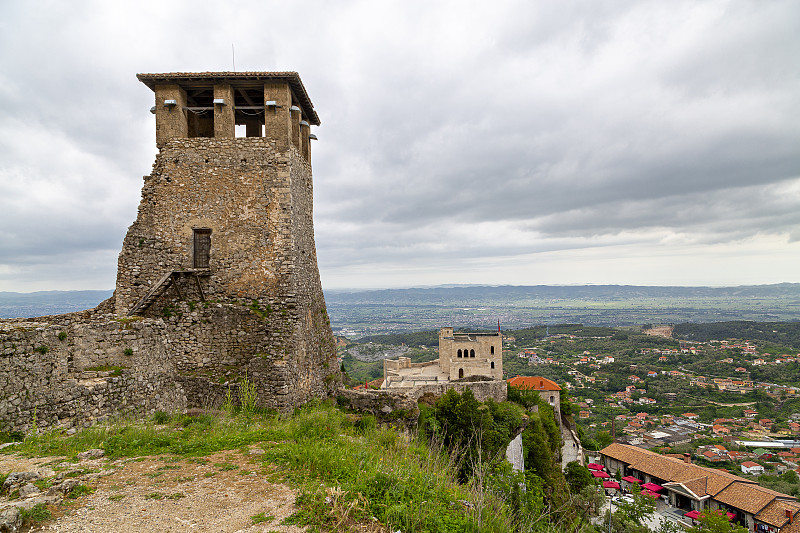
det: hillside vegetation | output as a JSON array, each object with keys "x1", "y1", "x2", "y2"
[{"x1": 2, "y1": 390, "x2": 590, "y2": 533}]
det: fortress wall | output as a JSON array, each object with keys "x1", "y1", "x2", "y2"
[
  {"x1": 390, "y1": 380, "x2": 508, "y2": 403},
  {"x1": 0, "y1": 313, "x2": 185, "y2": 433},
  {"x1": 283, "y1": 147, "x2": 340, "y2": 405},
  {"x1": 0, "y1": 292, "x2": 336, "y2": 432}
]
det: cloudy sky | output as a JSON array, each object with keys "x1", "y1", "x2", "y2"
[{"x1": 1, "y1": 0, "x2": 798, "y2": 292}]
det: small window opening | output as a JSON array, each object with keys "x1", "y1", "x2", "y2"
[
  {"x1": 491, "y1": 361, "x2": 495, "y2": 369},
  {"x1": 193, "y1": 228, "x2": 211, "y2": 268},
  {"x1": 470, "y1": 349, "x2": 475, "y2": 358},
  {"x1": 549, "y1": 396, "x2": 554, "y2": 404},
  {"x1": 458, "y1": 368, "x2": 464, "y2": 379},
  {"x1": 457, "y1": 349, "x2": 462, "y2": 358},
  {"x1": 490, "y1": 346, "x2": 495, "y2": 355}
]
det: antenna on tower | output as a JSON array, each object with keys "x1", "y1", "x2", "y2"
[{"x1": 231, "y1": 44, "x2": 236, "y2": 72}]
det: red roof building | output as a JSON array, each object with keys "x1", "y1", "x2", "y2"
[{"x1": 507, "y1": 376, "x2": 561, "y2": 391}]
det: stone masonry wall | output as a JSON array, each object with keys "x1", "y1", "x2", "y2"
[
  {"x1": 386, "y1": 380, "x2": 508, "y2": 403},
  {"x1": 0, "y1": 311, "x2": 185, "y2": 433}
]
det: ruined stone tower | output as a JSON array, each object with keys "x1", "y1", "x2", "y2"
[
  {"x1": 114, "y1": 72, "x2": 338, "y2": 409},
  {"x1": 0, "y1": 72, "x2": 339, "y2": 432}
]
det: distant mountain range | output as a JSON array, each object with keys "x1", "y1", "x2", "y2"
[
  {"x1": 325, "y1": 283, "x2": 800, "y2": 333},
  {"x1": 3, "y1": 284, "x2": 799, "y2": 327},
  {"x1": 326, "y1": 283, "x2": 800, "y2": 304},
  {"x1": 0, "y1": 290, "x2": 113, "y2": 319}
]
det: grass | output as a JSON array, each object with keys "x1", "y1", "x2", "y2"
[
  {"x1": 67, "y1": 484, "x2": 94, "y2": 499},
  {"x1": 1, "y1": 402, "x2": 540, "y2": 532},
  {"x1": 251, "y1": 512, "x2": 274, "y2": 524},
  {"x1": 19, "y1": 503, "x2": 51, "y2": 525}
]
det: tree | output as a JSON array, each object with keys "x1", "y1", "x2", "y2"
[
  {"x1": 780, "y1": 469, "x2": 799, "y2": 484},
  {"x1": 596, "y1": 430, "x2": 614, "y2": 449},
  {"x1": 430, "y1": 388, "x2": 523, "y2": 481},
  {"x1": 564, "y1": 461, "x2": 593, "y2": 493},
  {"x1": 616, "y1": 484, "x2": 656, "y2": 525},
  {"x1": 690, "y1": 510, "x2": 748, "y2": 533}
]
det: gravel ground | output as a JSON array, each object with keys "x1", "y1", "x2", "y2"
[{"x1": 0, "y1": 448, "x2": 307, "y2": 533}]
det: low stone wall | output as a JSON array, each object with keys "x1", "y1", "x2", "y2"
[
  {"x1": 390, "y1": 380, "x2": 507, "y2": 403},
  {"x1": 0, "y1": 311, "x2": 184, "y2": 433},
  {"x1": 335, "y1": 389, "x2": 420, "y2": 427}
]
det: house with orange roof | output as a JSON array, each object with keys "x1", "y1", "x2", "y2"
[
  {"x1": 507, "y1": 375, "x2": 562, "y2": 420},
  {"x1": 600, "y1": 443, "x2": 798, "y2": 532}
]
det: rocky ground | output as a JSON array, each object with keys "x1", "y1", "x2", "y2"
[{"x1": 0, "y1": 447, "x2": 306, "y2": 533}]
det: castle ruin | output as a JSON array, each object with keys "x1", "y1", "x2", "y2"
[
  {"x1": 0, "y1": 72, "x2": 339, "y2": 432},
  {"x1": 381, "y1": 327, "x2": 506, "y2": 402}
]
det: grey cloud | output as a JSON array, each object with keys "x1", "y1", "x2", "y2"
[{"x1": 2, "y1": 0, "x2": 799, "y2": 290}]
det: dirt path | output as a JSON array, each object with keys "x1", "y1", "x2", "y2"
[{"x1": 0, "y1": 447, "x2": 307, "y2": 533}]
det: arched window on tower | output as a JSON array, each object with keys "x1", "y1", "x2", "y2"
[
  {"x1": 458, "y1": 368, "x2": 464, "y2": 379},
  {"x1": 457, "y1": 349, "x2": 462, "y2": 358},
  {"x1": 491, "y1": 361, "x2": 495, "y2": 369},
  {"x1": 490, "y1": 346, "x2": 495, "y2": 355},
  {"x1": 470, "y1": 349, "x2": 475, "y2": 358}
]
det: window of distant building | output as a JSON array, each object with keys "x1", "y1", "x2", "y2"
[
  {"x1": 491, "y1": 346, "x2": 495, "y2": 355},
  {"x1": 470, "y1": 349, "x2": 475, "y2": 358},
  {"x1": 457, "y1": 349, "x2": 462, "y2": 358}
]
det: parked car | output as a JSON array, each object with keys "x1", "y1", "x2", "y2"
[{"x1": 612, "y1": 495, "x2": 635, "y2": 505}]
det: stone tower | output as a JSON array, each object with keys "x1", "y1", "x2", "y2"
[{"x1": 113, "y1": 72, "x2": 338, "y2": 410}]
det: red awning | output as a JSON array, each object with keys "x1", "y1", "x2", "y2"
[
  {"x1": 603, "y1": 481, "x2": 621, "y2": 489},
  {"x1": 684, "y1": 510, "x2": 700, "y2": 520},
  {"x1": 621, "y1": 476, "x2": 642, "y2": 483},
  {"x1": 592, "y1": 471, "x2": 610, "y2": 478},
  {"x1": 587, "y1": 463, "x2": 605, "y2": 470},
  {"x1": 641, "y1": 482, "x2": 663, "y2": 491},
  {"x1": 641, "y1": 489, "x2": 660, "y2": 498}
]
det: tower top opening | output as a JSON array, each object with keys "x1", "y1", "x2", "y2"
[
  {"x1": 138, "y1": 71, "x2": 319, "y2": 147},
  {"x1": 137, "y1": 71, "x2": 319, "y2": 125}
]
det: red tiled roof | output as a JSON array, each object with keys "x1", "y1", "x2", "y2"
[{"x1": 507, "y1": 376, "x2": 561, "y2": 391}]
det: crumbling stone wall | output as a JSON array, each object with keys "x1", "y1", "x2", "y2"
[{"x1": 0, "y1": 311, "x2": 185, "y2": 432}]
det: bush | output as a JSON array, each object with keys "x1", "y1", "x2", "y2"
[
  {"x1": 425, "y1": 388, "x2": 524, "y2": 481},
  {"x1": 564, "y1": 461, "x2": 593, "y2": 493},
  {"x1": 19, "y1": 503, "x2": 51, "y2": 525}
]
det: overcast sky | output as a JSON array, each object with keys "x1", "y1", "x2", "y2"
[{"x1": 1, "y1": 0, "x2": 799, "y2": 292}]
